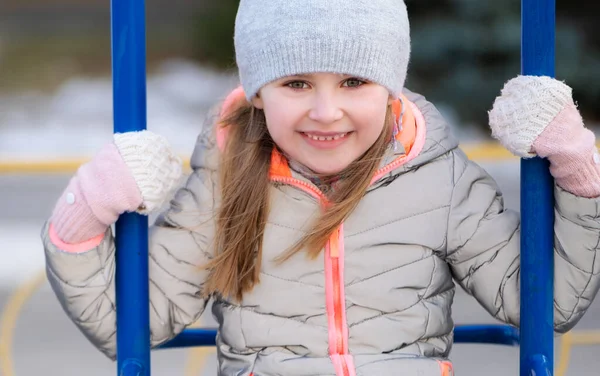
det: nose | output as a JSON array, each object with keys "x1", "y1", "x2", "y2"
[{"x1": 308, "y1": 92, "x2": 344, "y2": 124}]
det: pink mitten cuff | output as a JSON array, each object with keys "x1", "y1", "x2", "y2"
[
  {"x1": 533, "y1": 103, "x2": 600, "y2": 198},
  {"x1": 50, "y1": 142, "x2": 143, "y2": 244}
]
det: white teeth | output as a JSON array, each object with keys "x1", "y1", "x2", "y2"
[{"x1": 305, "y1": 132, "x2": 347, "y2": 141}]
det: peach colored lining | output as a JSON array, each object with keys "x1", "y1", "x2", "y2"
[
  {"x1": 48, "y1": 222, "x2": 105, "y2": 253},
  {"x1": 370, "y1": 101, "x2": 427, "y2": 183}
]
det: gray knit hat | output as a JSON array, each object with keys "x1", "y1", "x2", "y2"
[{"x1": 234, "y1": 0, "x2": 411, "y2": 100}]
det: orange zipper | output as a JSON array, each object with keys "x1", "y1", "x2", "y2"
[
  {"x1": 370, "y1": 154, "x2": 408, "y2": 184},
  {"x1": 270, "y1": 175, "x2": 350, "y2": 376},
  {"x1": 330, "y1": 236, "x2": 350, "y2": 376},
  {"x1": 329, "y1": 229, "x2": 345, "y2": 353},
  {"x1": 270, "y1": 176, "x2": 325, "y2": 201}
]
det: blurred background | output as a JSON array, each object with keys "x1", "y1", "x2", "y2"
[{"x1": 1, "y1": 0, "x2": 600, "y2": 375}]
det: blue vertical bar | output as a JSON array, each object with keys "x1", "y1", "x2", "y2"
[
  {"x1": 110, "y1": 0, "x2": 150, "y2": 375},
  {"x1": 520, "y1": 0, "x2": 555, "y2": 375}
]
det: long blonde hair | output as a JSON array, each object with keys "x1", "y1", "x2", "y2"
[{"x1": 203, "y1": 96, "x2": 395, "y2": 300}]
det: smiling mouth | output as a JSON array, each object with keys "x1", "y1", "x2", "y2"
[{"x1": 302, "y1": 132, "x2": 351, "y2": 141}]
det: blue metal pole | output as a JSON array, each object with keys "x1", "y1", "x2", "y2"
[
  {"x1": 520, "y1": 0, "x2": 555, "y2": 375},
  {"x1": 453, "y1": 325, "x2": 520, "y2": 347},
  {"x1": 110, "y1": 0, "x2": 150, "y2": 375}
]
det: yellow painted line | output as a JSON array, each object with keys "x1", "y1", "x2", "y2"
[
  {"x1": 184, "y1": 319, "x2": 216, "y2": 376},
  {"x1": 0, "y1": 159, "x2": 88, "y2": 174},
  {"x1": 460, "y1": 142, "x2": 517, "y2": 161},
  {"x1": 462, "y1": 141, "x2": 600, "y2": 161},
  {"x1": 0, "y1": 156, "x2": 192, "y2": 175},
  {"x1": 184, "y1": 346, "x2": 215, "y2": 376},
  {"x1": 568, "y1": 330, "x2": 600, "y2": 346},
  {"x1": 556, "y1": 332, "x2": 573, "y2": 376},
  {"x1": 555, "y1": 330, "x2": 600, "y2": 376},
  {"x1": 0, "y1": 270, "x2": 47, "y2": 376}
]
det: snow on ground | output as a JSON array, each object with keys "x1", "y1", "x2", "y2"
[{"x1": 0, "y1": 59, "x2": 240, "y2": 160}]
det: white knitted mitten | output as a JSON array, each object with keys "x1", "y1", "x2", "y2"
[
  {"x1": 114, "y1": 130, "x2": 183, "y2": 214},
  {"x1": 488, "y1": 75, "x2": 574, "y2": 158}
]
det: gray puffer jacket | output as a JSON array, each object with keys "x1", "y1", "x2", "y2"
[{"x1": 41, "y1": 89, "x2": 600, "y2": 376}]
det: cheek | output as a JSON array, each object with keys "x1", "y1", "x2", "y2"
[
  {"x1": 264, "y1": 108, "x2": 296, "y2": 144},
  {"x1": 356, "y1": 105, "x2": 388, "y2": 138},
  {"x1": 264, "y1": 98, "x2": 306, "y2": 129},
  {"x1": 348, "y1": 92, "x2": 389, "y2": 127}
]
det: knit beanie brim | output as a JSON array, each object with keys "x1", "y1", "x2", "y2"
[{"x1": 234, "y1": 0, "x2": 411, "y2": 100}]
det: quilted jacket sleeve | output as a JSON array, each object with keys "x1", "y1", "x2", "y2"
[
  {"x1": 446, "y1": 149, "x2": 600, "y2": 333},
  {"x1": 41, "y1": 156, "x2": 218, "y2": 360}
]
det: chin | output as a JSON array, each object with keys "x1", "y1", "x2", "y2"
[{"x1": 310, "y1": 164, "x2": 349, "y2": 176}]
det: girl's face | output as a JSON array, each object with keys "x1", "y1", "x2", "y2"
[{"x1": 252, "y1": 73, "x2": 393, "y2": 175}]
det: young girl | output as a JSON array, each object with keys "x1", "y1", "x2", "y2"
[{"x1": 41, "y1": 0, "x2": 600, "y2": 375}]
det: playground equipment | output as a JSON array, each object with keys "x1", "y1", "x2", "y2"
[{"x1": 111, "y1": 0, "x2": 555, "y2": 375}]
